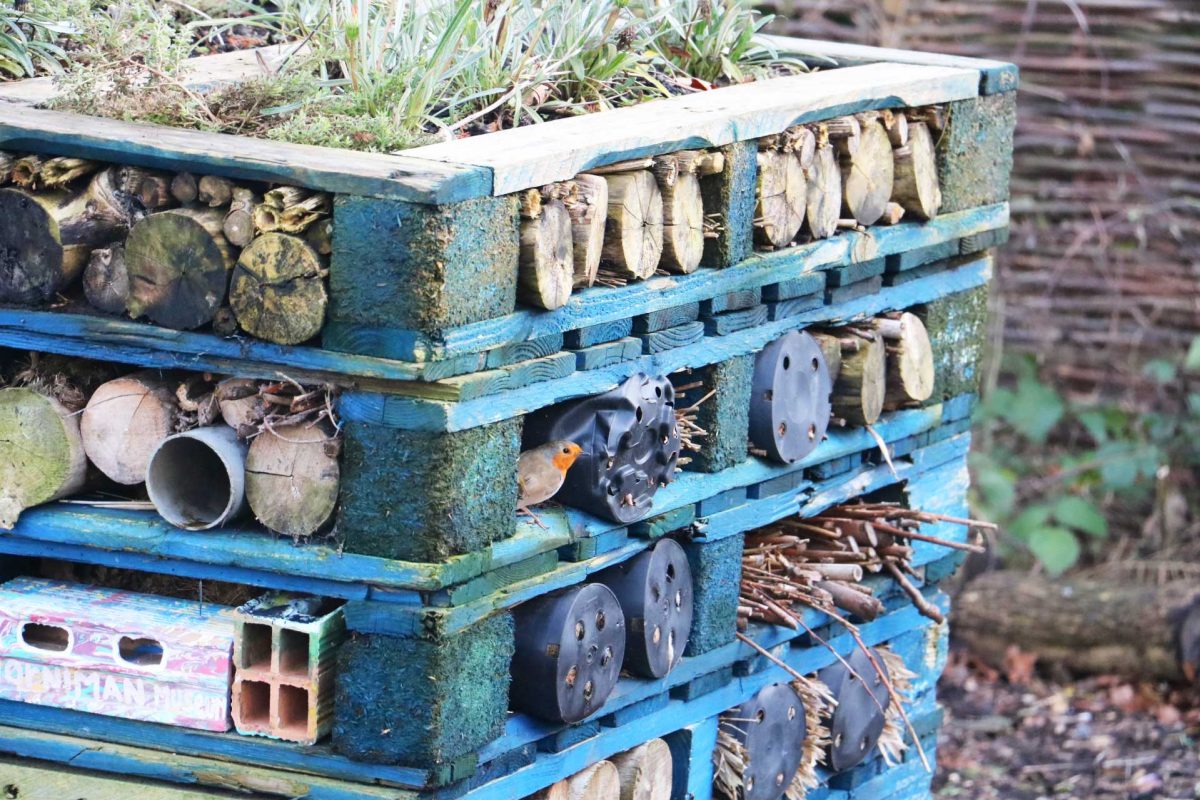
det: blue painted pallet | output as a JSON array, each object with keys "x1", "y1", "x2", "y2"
[
  {"x1": 338, "y1": 255, "x2": 993, "y2": 432},
  {"x1": 0, "y1": 400, "x2": 970, "y2": 604}
]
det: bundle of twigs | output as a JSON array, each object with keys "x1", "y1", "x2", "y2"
[
  {"x1": 672, "y1": 376, "x2": 713, "y2": 471},
  {"x1": 213, "y1": 375, "x2": 340, "y2": 440},
  {"x1": 739, "y1": 501, "x2": 993, "y2": 629}
]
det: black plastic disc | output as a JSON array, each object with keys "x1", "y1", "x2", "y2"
[
  {"x1": 726, "y1": 682, "x2": 809, "y2": 800},
  {"x1": 510, "y1": 583, "x2": 626, "y2": 723},
  {"x1": 592, "y1": 537, "x2": 694, "y2": 678},
  {"x1": 749, "y1": 331, "x2": 833, "y2": 464},
  {"x1": 818, "y1": 647, "x2": 892, "y2": 772}
]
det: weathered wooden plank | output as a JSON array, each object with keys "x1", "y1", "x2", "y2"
[
  {"x1": 701, "y1": 304, "x2": 769, "y2": 336},
  {"x1": 760, "y1": 34, "x2": 1019, "y2": 95},
  {"x1": 407, "y1": 62, "x2": 979, "y2": 194},
  {"x1": 0, "y1": 107, "x2": 487, "y2": 204},
  {"x1": 572, "y1": 337, "x2": 642, "y2": 371},
  {"x1": 638, "y1": 320, "x2": 706, "y2": 354},
  {"x1": 427, "y1": 352, "x2": 576, "y2": 402}
]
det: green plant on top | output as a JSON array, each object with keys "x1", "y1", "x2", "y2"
[
  {"x1": 647, "y1": 0, "x2": 798, "y2": 85},
  {"x1": 1, "y1": 2, "x2": 78, "y2": 78}
]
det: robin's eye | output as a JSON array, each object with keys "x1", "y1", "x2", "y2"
[{"x1": 562, "y1": 447, "x2": 571, "y2": 454}]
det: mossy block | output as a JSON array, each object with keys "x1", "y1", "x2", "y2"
[
  {"x1": 484, "y1": 334, "x2": 565, "y2": 369},
  {"x1": 915, "y1": 284, "x2": 990, "y2": 402},
  {"x1": 633, "y1": 302, "x2": 701, "y2": 334},
  {"x1": 681, "y1": 533, "x2": 743, "y2": 656},
  {"x1": 638, "y1": 320, "x2": 706, "y2": 354},
  {"x1": 573, "y1": 337, "x2": 642, "y2": 371},
  {"x1": 700, "y1": 140, "x2": 757, "y2": 268},
  {"x1": 886, "y1": 240, "x2": 961, "y2": 273},
  {"x1": 762, "y1": 272, "x2": 826, "y2": 302},
  {"x1": 630, "y1": 504, "x2": 696, "y2": 539},
  {"x1": 599, "y1": 691, "x2": 669, "y2": 728},
  {"x1": 671, "y1": 665, "x2": 734, "y2": 702},
  {"x1": 767, "y1": 292, "x2": 825, "y2": 321},
  {"x1": 332, "y1": 614, "x2": 514, "y2": 768},
  {"x1": 674, "y1": 354, "x2": 752, "y2": 474},
  {"x1": 564, "y1": 319, "x2": 634, "y2": 349},
  {"x1": 825, "y1": 275, "x2": 883, "y2": 305},
  {"x1": 338, "y1": 418, "x2": 521, "y2": 561},
  {"x1": 330, "y1": 195, "x2": 519, "y2": 335},
  {"x1": 702, "y1": 304, "x2": 768, "y2": 336},
  {"x1": 747, "y1": 469, "x2": 805, "y2": 499},
  {"x1": 827, "y1": 257, "x2": 886, "y2": 288},
  {"x1": 702, "y1": 288, "x2": 762, "y2": 315},
  {"x1": 538, "y1": 721, "x2": 600, "y2": 753},
  {"x1": 937, "y1": 92, "x2": 1017, "y2": 214},
  {"x1": 959, "y1": 226, "x2": 1010, "y2": 255}
]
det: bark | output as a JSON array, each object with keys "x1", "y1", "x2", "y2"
[
  {"x1": 601, "y1": 170, "x2": 664, "y2": 280},
  {"x1": 955, "y1": 570, "x2": 1200, "y2": 684},
  {"x1": 754, "y1": 148, "x2": 806, "y2": 248},
  {"x1": 83, "y1": 243, "x2": 130, "y2": 315},
  {"x1": 41, "y1": 157, "x2": 100, "y2": 189},
  {"x1": 818, "y1": 579, "x2": 885, "y2": 621},
  {"x1": 0, "y1": 151, "x2": 14, "y2": 185},
  {"x1": 0, "y1": 387, "x2": 87, "y2": 529},
  {"x1": 518, "y1": 195, "x2": 575, "y2": 310},
  {"x1": 804, "y1": 136, "x2": 842, "y2": 240},
  {"x1": 877, "y1": 312, "x2": 935, "y2": 407},
  {"x1": 0, "y1": 168, "x2": 131, "y2": 304},
  {"x1": 170, "y1": 172, "x2": 198, "y2": 205},
  {"x1": 891, "y1": 121, "x2": 942, "y2": 220},
  {"x1": 831, "y1": 330, "x2": 886, "y2": 426},
  {"x1": 10, "y1": 155, "x2": 44, "y2": 188},
  {"x1": 215, "y1": 378, "x2": 265, "y2": 434},
  {"x1": 125, "y1": 207, "x2": 236, "y2": 330},
  {"x1": 80, "y1": 372, "x2": 179, "y2": 485},
  {"x1": 197, "y1": 175, "x2": 234, "y2": 207},
  {"x1": 245, "y1": 421, "x2": 340, "y2": 538},
  {"x1": 565, "y1": 173, "x2": 608, "y2": 288},
  {"x1": 840, "y1": 118, "x2": 895, "y2": 226},
  {"x1": 811, "y1": 332, "x2": 844, "y2": 382},
  {"x1": 119, "y1": 166, "x2": 175, "y2": 210},
  {"x1": 305, "y1": 218, "x2": 334, "y2": 256},
  {"x1": 566, "y1": 761, "x2": 621, "y2": 800},
  {"x1": 611, "y1": 738, "x2": 673, "y2": 800},
  {"x1": 229, "y1": 232, "x2": 327, "y2": 344},
  {"x1": 222, "y1": 187, "x2": 261, "y2": 247},
  {"x1": 655, "y1": 152, "x2": 706, "y2": 274}
]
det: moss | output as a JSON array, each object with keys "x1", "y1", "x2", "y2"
[
  {"x1": 701, "y1": 140, "x2": 757, "y2": 268},
  {"x1": 682, "y1": 533, "x2": 743, "y2": 656},
  {"x1": 936, "y1": 93, "x2": 1017, "y2": 213},
  {"x1": 329, "y1": 195, "x2": 519, "y2": 335},
  {"x1": 915, "y1": 284, "x2": 991, "y2": 402},
  {"x1": 332, "y1": 613, "x2": 515, "y2": 766},
  {"x1": 678, "y1": 355, "x2": 753, "y2": 473},
  {"x1": 337, "y1": 418, "x2": 521, "y2": 562}
]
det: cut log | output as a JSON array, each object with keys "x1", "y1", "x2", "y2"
[
  {"x1": 811, "y1": 332, "x2": 844, "y2": 382},
  {"x1": 754, "y1": 149, "x2": 805, "y2": 248},
  {"x1": 655, "y1": 152, "x2": 705, "y2": 274},
  {"x1": 41, "y1": 157, "x2": 100, "y2": 189},
  {"x1": 831, "y1": 330, "x2": 886, "y2": 426},
  {"x1": 82, "y1": 243, "x2": 130, "y2": 315},
  {"x1": 305, "y1": 218, "x2": 333, "y2": 256},
  {"x1": 0, "y1": 151, "x2": 14, "y2": 185},
  {"x1": 215, "y1": 378, "x2": 265, "y2": 433},
  {"x1": 610, "y1": 738, "x2": 673, "y2": 800},
  {"x1": 197, "y1": 175, "x2": 234, "y2": 207},
  {"x1": 565, "y1": 173, "x2": 607, "y2": 288},
  {"x1": 955, "y1": 570, "x2": 1200, "y2": 684},
  {"x1": 119, "y1": 166, "x2": 174, "y2": 210},
  {"x1": 10, "y1": 155, "x2": 44, "y2": 188},
  {"x1": 245, "y1": 421, "x2": 340, "y2": 538},
  {"x1": 170, "y1": 172, "x2": 198, "y2": 205},
  {"x1": 566, "y1": 761, "x2": 621, "y2": 800},
  {"x1": 0, "y1": 387, "x2": 87, "y2": 529},
  {"x1": 789, "y1": 126, "x2": 817, "y2": 170},
  {"x1": 530, "y1": 782, "x2": 569, "y2": 800},
  {"x1": 840, "y1": 118, "x2": 895, "y2": 226},
  {"x1": 882, "y1": 109, "x2": 909, "y2": 147},
  {"x1": 223, "y1": 187, "x2": 261, "y2": 248},
  {"x1": 804, "y1": 134, "x2": 842, "y2": 240},
  {"x1": 125, "y1": 207, "x2": 236, "y2": 330},
  {"x1": 600, "y1": 170, "x2": 663, "y2": 280},
  {"x1": 891, "y1": 121, "x2": 942, "y2": 221},
  {"x1": 518, "y1": 196, "x2": 574, "y2": 310},
  {"x1": 877, "y1": 312, "x2": 935, "y2": 407},
  {"x1": 80, "y1": 372, "x2": 179, "y2": 485},
  {"x1": 818, "y1": 580, "x2": 884, "y2": 621},
  {"x1": 0, "y1": 169, "x2": 131, "y2": 304},
  {"x1": 826, "y1": 116, "x2": 861, "y2": 158},
  {"x1": 229, "y1": 232, "x2": 327, "y2": 344},
  {"x1": 278, "y1": 193, "x2": 330, "y2": 234}
]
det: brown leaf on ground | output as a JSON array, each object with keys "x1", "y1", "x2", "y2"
[{"x1": 1003, "y1": 644, "x2": 1038, "y2": 685}]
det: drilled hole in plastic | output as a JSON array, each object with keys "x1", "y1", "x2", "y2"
[
  {"x1": 666, "y1": 563, "x2": 676, "y2": 582},
  {"x1": 812, "y1": 356, "x2": 820, "y2": 371},
  {"x1": 575, "y1": 621, "x2": 586, "y2": 640},
  {"x1": 601, "y1": 646, "x2": 613, "y2": 667},
  {"x1": 583, "y1": 680, "x2": 594, "y2": 701},
  {"x1": 652, "y1": 625, "x2": 661, "y2": 645},
  {"x1": 782, "y1": 355, "x2": 791, "y2": 370},
  {"x1": 808, "y1": 423, "x2": 817, "y2": 440},
  {"x1": 788, "y1": 705, "x2": 797, "y2": 720},
  {"x1": 764, "y1": 389, "x2": 773, "y2": 401},
  {"x1": 635, "y1": 406, "x2": 643, "y2": 422},
  {"x1": 675, "y1": 589, "x2": 683, "y2": 609},
  {"x1": 778, "y1": 421, "x2": 787, "y2": 437},
  {"x1": 565, "y1": 666, "x2": 578, "y2": 687},
  {"x1": 755, "y1": 708, "x2": 766, "y2": 722},
  {"x1": 595, "y1": 610, "x2": 606, "y2": 631},
  {"x1": 776, "y1": 772, "x2": 786, "y2": 787}
]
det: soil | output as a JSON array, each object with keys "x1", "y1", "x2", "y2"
[{"x1": 935, "y1": 649, "x2": 1200, "y2": 799}]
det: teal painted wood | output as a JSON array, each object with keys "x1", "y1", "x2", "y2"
[
  {"x1": 826, "y1": 275, "x2": 884, "y2": 305},
  {"x1": 702, "y1": 288, "x2": 761, "y2": 315},
  {"x1": 0, "y1": 107, "x2": 490, "y2": 204},
  {"x1": 701, "y1": 304, "x2": 768, "y2": 336},
  {"x1": 485, "y1": 334, "x2": 566, "y2": 369},
  {"x1": 572, "y1": 337, "x2": 642, "y2": 371},
  {"x1": 434, "y1": 352, "x2": 576, "y2": 402},
  {"x1": 563, "y1": 319, "x2": 633, "y2": 349},
  {"x1": 639, "y1": 321, "x2": 706, "y2": 354},
  {"x1": 322, "y1": 204, "x2": 1007, "y2": 363},
  {"x1": 665, "y1": 716, "x2": 719, "y2": 800},
  {"x1": 760, "y1": 34, "x2": 1019, "y2": 95},
  {"x1": 762, "y1": 272, "x2": 827, "y2": 302},
  {"x1": 767, "y1": 293, "x2": 826, "y2": 321},
  {"x1": 633, "y1": 303, "x2": 701, "y2": 334},
  {"x1": 339, "y1": 255, "x2": 994, "y2": 431},
  {"x1": 826, "y1": 257, "x2": 886, "y2": 288}
]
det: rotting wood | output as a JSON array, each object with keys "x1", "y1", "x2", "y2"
[
  {"x1": 118, "y1": 166, "x2": 174, "y2": 210},
  {"x1": 222, "y1": 186, "x2": 261, "y2": 247},
  {"x1": 600, "y1": 170, "x2": 664, "y2": 280},
  {"x1": 10, "y1": 154, "x2": 44, "y2": 188},
  {"x1": 754, "y1": 148, "x2": 805, "y2": 248},
  {"x1": 170, "y1": 172, "x2": 198, "y2": 205},
  {"x1": 655, "y1": 151, "x2": 706, "y2": 274},
  {"x1": 215, "y1": 377, "x2": 265, "y2": 433},
  {"x1": 0, "y1": 151, "x2": 14, "y2": 185},
  {"x1": 124, "y1": 206, "x2": 236, "y2": 330},
  {"x1": 229, "y1": 232, "x2": 327, "y2": 345},
  {"x1": 891, "y1": 120, "x2": 942, "y2": 220},
  {"x1": 80, "y1": 372, "x2": 179, "y2": 485},
  {"x1": 82, "y1": 243, "x2": 130, "y2": 315},
  {"x1": 245, "y1": 420, "x2": 340, "y2": 538},
  {"x1": 518, "y1": 186, "x2": 575, "y2": 310},
  {"x1": 41, "y1": 157, "x2": 100, "y2": 189},
  {"x1": 840, "y1": 116, "x2": 895, "y2": 225},
  {"x1": 0, "y1": 168, "x2": 132, "y2": 304},
  {"x1": 565, "y1": 173, "x2": 607, "y2": 288},
  {"x1": 0, "y1": 387, "x2": 87, "y2": 529},
  {"x1": 197, "y1": 175, "x2": 235, "y2": 207},
  {"x1": 876, "y1": 312, "x2": 935, "y2": 408}
]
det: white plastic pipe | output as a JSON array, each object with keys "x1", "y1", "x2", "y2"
[{"x1": 146, "y1": 426, "x2": 248, "y2": 530}]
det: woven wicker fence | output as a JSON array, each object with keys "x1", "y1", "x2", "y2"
[{"x1": 764, "y1": 0, "x2": 1200, "y2": 405}]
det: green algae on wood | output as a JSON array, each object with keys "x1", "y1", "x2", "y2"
[
  {"x1": 936, "y1": 93, "x2": 1016, "y2": 214},
  {"x1": 915, "y1": 283, "x2": 990, "y2": 402},
  {"x1": 700, "y1": 140, "x2": 757, "y2": 269},
  {"x1": 0, "y1": 387, "x2": 87, "y2": 530},
  {"x1": 675, "y1": 355, "x2": 753, "y2": 474},
  {"x1": 681, "y1": 533, "x2": 744, "y2": 657}
]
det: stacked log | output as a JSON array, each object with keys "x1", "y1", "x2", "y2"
[{"x1": 518, "y1": 184, "x2": 576, "y2": 310}]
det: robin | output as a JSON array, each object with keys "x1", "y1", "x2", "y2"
[{"x1": 517, "y1": 440, "x2": 583, "y2": 528}]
